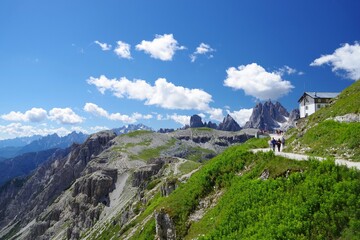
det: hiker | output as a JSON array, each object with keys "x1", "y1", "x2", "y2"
[
  {"x1": 271, "y1": 138, "x2": 277, "y2": 151},
  {"x1": 276, "y1": 138, "x2": 282, "y2": 152},
  {"x1": 281, "y1": 136, "x2": 285, "y2": 149}
]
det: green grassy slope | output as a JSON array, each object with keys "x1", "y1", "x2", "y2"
[
  {"x1": 128, "y1": 138, "x2": 360, "y2": 240},
  {"x1": 287, "y1": 80, "x2": 360, "y2": 161}
]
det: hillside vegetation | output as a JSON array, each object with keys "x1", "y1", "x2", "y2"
[
  {"x1": 286, "y1": 80, "x2": 360, "y2": 161},
  {"x1": 94, "y1": 138, "x2": 360, "y2": 240}
]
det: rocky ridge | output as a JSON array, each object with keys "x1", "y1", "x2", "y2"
[
  {"x1": 244, "y1": 100, "x2": 298, "y2": 131},
  {"x1": 189, "y1": 114, "x2": 242, "y2": 132},
  {"x1": 0, "y1": 127, "x2": 257, "y2": 240}
]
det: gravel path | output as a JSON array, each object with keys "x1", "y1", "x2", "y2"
[{"x1": 251, "y1": 148, "x2": 360, "y2": 170}]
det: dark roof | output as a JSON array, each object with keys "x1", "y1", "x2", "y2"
[{"x1": 298, "y1": 92, "x2": 340, "y2": 102}]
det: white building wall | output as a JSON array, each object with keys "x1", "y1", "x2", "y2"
[{"x1": 299, "y1": 95, "x2": 316, "y2": 118}]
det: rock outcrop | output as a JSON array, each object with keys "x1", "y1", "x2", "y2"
[
  {"x1": 72, "y1": 168, "x2": 117, "y2": 205},
  {"x1": 155, "y1": 208, "x2": 176, "y2": 240},
  {"x1": 132, "y1": 159, "x2": 165, "y2": 188},
  {"x1": 217, "y1": 114, "x2": 241, "y2": 131},
  {"x1": 189, "y1": 114, "x2": 242, "y2": 132},
  {"x1": 190, "y1": 115, "x2": 204, "y2": 128},
  {"x1": 244, "y1": 100, "x2": 290, "y2": 131},
  {"x1": 0, "y1": 131, "x2": 116, "y2": 233},
  {"x1": 160, "y1": 178, "x2": 178, "y2": 197}
]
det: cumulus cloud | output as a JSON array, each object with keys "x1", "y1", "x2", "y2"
[
  {"x1": 48, "y1": 108, "x2": 84, "y2": 124},
  {"x1": 190, "y1": 43, "x2": 215, "y2": 62},
  {"x1": 90, "y1": 126, "x2": 110, "y2": 132},
  {"x1": 0, "y1": 123, "x2": 71, "y2": 139},
  {"x1": 276, "y1": 65, "x2": 300, "y2": 76},
  {"x1": 87, "y1": 75, "x2": 214, "y2": 112},
  {"x1": 84, "y1": 103, "x2": 152, "y2": 124},
  {"x1": 227, "y1": 108, "x2": 253, "y2": 127},
  {"x1": 114, "y1": 41, "x2": 132, "y2": 59},
  {"x1": 310, "y1": 42, "x2": 360, "y2": 80},
  {"x1": 157, "y1": 113, "x2": 190, "y2": 126},
  {"x1": 94, "y1": 40, "x2": 112, "y2": 51},
  {"x1": 224, "y1": 63, "x2": 294, "y2": 100},
  {"x1": 1, "y1": 108, "x2": 48, "y2": 122},
  {"x1": 166, "y1": 114, "x2": 190, "y2": 126},
  {"x1": 206, "y1": 108, "x2": 224, "y2": 122},
  {"x1": 136, "y1": 34, "x2": 186, "y2": 61}
]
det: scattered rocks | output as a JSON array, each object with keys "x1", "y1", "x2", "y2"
[
  {"x1": 259, "y1": 169, "x2": 270, "y2": 180},
  {"x1": 331, "y1": 113, "x2": 360, "y2": 123},
  {"x1": 155, "y1": 208, "x2": 176, "y2": 240}
]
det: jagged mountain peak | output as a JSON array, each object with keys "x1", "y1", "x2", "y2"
[
  {"x1": 189, "y1": 114, "x2": 242, "y2": 132},
  {"x1": 218, "y1": 114, "x2": 241, "y2": 131},
  {"x1": 112, "y1": 123, "x2": 152, "y2": 135},
  {"x1": 244, "y1": 101, "x2": 291, "y2": 131}
]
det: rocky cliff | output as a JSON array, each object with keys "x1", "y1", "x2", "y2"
[
  {"x1": 244, "y1": 100, "x2": 291, "y2": 131},
  {"x1": 217, "y1": 114, "x2": 241, "y2": 131},
  {"x1": 189, "y1": 114, "x2": 242, "y2": 132},
  {"x1": 0, "y1": 128, "x2": 257, "y2": 240},
  {"x1": 0, "y1": 131, "x2": 116, "y2": 239}
]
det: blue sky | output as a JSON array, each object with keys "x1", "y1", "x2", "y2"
[{"x1": 1, "y1": 0, "x2": 359, "y2": 139}]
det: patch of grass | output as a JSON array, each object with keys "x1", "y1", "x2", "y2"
[
  {"x1": 192, "y1": 127, "x2": 214, "y2": 132},
  {"x1": 136, "y1": 138, "x2": 177, "y2": 161},
  {"x1": 146, "y1": 179, "x2": 161, "y2": 191},
  {"x1": 126, "y1": 130, "x2": 153, "y2": 138},
  {"x1": 287, "y1": 80, "x2": 360, "y2": 161},
  {"x1": 186, "y1": 147, "x2": 216, "y2": 162},
  {"x1": 178, "y1": 161, "x2": 201, "y2": 174},
  {"x1": 299, "y1": 120, "x2": 360, "y2": 161}
]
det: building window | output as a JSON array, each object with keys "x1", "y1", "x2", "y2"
[
  {"x1": 305, "y1": 106, "x2": 308, "y2": 110},
  {"x1": 317, "y1": 104, "x2": 321, "y2": 109}
]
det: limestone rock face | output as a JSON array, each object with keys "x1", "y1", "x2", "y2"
[
  {"x1": 160, "y1": 178, "x2": 178, "y2": 197},
  {"x1": 244, "y1": 101, "x2": 290, "y2": 131},
  {"x1": 190, "y1": 114, "x2": 204, "y2": 128},
  {"x1": 72, "y1": 168, "x2": 117, "y2": 205},
  {"x1": 132, "y1": 158, "x2": 166, "y2": 188},
  {"x1": 217, "y1": 114, "x2": 241, "y2": 131},
  {"x1": 0, "y1": 131, "x2": 116, "y2": 234},
  {"x1": 155, "y1": 209, "x2": 176, "y2": 240}
]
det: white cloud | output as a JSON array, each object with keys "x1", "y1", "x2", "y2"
[
  {"x1": 0, "y1": 123, "x2": 71, "y2": 139},
  {"x1": 166, "y1": 114, "x2": 190, "y2": 126},
  {"x1": 190, "y1": 43, "x2": 215, "y2": 62},
  {"x1": 114, "y1": 41, "x2": 132, "y2": 59},
  {"x1": 156, "y1": 113, "x2": 190, "y2": 126},
  {"x1": 1, "y1": 108, "x2": 47, "y2": 122},
  {"x1": 84, "y1": 103, "x2": 153, "y2": 124},
  {"x1": 87, "y1": 75, "x2": 214, "y2": 111},
  {"x1": 90, "y1": 126, "x2": 110, "y2": 132},
  {"x1": 70, "y1": 126, "x2": 89, "y2": 134},
  {"x1": 1, "y1": 107, "x2": 83, "y2": 125},
  {"x1": 224, "y1": 63, "x2": 294, "y2": 100},
  {"x1": 206, "y1": 108, "x2": 224, "y2": 122},
  {"x1": 83, "y1": 102, "x2": 108, "y2": 117},
  {"x1": 227, "y1": 108, "x2": 253, "y2": 127},
  {"x1": 276, "y1": 65, "x2": 299, "y2": 76},
  {"x1": 135, "y1": 34, "x2": 186, "y2": 61},
  {"x1": 94, "y1": 40, "x2": 112, "y2": 51},
  {"x1": 48, "y1": 108, "x2": 84, "y2": 124},
  {"x1": 310, "y1": 42, "x2": 360, "y2": 80}
]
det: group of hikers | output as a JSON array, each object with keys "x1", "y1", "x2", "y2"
[{"x1": 269, "y1": 136, "x2": 285, "y2": 152}]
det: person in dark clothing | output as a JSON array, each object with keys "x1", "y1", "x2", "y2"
[
  {"x1": 271, "y1": 138, "x2": 277, "y2": 151},
  {"x1": 276, "y1": 138, "x2": 282, "y2": 152}
]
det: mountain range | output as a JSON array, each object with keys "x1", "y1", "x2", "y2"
[
  {"x1": 1, "y1": 81, "x2": 359, "y2": 240},
  {"x1": 0, "y1": 131, "x2": 88, "y2": 159},
  {"x1": 189, "y1": 101, "x2": 299, "y2": 132}
]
